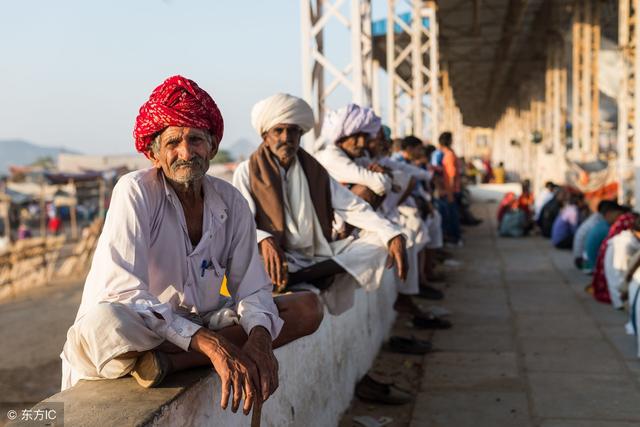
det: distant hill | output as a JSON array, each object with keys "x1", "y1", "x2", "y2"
[
  {"x1": 0, "y1": 140, "x2": 79, "y2": 174},
  {"x1": 226, "y1": 138, "x2": 258, "y2": 161}
]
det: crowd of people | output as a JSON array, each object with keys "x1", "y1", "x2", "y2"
[
  {"x1": 59, "y1": 76, "x2": 483, "y2": 415},
  {"x1": 497, "y1": 178, "x2": 640, "y2": 359}
]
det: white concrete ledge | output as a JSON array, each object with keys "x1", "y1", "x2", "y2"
[{"x1": 41, "y1": 270, "x2": 397, "y2": 427}]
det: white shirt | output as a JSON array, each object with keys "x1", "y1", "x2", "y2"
[
  {"x1": 604, "y1": 229, "x2": 640, "y2": 309},
  {"x1": 69, "y1": 168, "x2": 283, "y2": 352}
]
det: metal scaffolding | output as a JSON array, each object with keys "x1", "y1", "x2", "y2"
[
  {"x1": 618, "y1": 0, "x2": 639, "y2": 204},
  {"x1": 386, "y1": 0, "x2": 439, "y2": 142},
  {"x1": 571, "y1": 0, "x2": 601, "y2": 156},
  {"x1": 300, "y1": 0, "x2": 373, "y2": 140}
]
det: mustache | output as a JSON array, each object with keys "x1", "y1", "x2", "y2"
[{"x1": 171, "y1": 156, "x2": 207, "y2": 171}]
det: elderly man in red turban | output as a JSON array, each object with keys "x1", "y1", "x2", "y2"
[{"x1": 60, "y1": 76, "x2": 324, "y2": 416}]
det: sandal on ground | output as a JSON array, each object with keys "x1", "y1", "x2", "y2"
[
  {"x1": 388, "y1": 335, "x2": 432, "y2": 355},
  {"x1": 412, "y1": 312, "x2": 452, "y2": 330},
  {"x1": 355, "y1": 375, "x2": 412, "y2": 405},
  {"x1": 130, "y1": 350, "x2": 170, "y2": 388}
]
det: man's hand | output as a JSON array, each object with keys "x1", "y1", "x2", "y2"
[
  {"x1": 259, "y1": 237, "x2": 288, "y2": 291},
  {"x1": 243, "y1": 326, "x2": 279, "y2": 403},
  {"x1": 190, "y1": 329, "x2": 260, "y2": 415},
  {"x1": 368, "y1": 162, "x2": 392, "y2": 175},
  {"x1": 386, "y1": 235, "x2": 408, "y2": 281}
]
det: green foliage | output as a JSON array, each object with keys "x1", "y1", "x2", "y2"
[
  {"x1": 210, "y1": 149, "x2": 234, "y2": 164},
  {"x1": 30, "y1": 156, "x2": 55, "y2": 169}
]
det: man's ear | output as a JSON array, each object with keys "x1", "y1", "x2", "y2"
[
  {"x1": 207, "y1": 137, "x2": 219, "y2": 162},
  {"x1": 148, "y1": 149, "x2": 161, "y2": 168}
]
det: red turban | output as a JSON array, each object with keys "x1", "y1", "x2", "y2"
[{"x1": 133, "y1": 75, "x2": 224, "y2": 156}]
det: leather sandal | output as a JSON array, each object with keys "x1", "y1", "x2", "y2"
[
  {"x1": 355, "y1": 375, "x2": 412, "y2": 405},
  {"x1": 130, "y1": 351, "x2": 170, "y2": 388}
]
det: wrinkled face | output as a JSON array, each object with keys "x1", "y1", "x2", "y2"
[
  {"x1": 149, "y1": 126, "x2": 216, "y2": 184},
  {"x1": 263, "y1": 123, "x2": 303, "y2": 165},
  {"x1": 366, "y1": 129, "x2": 388, "y2": 158},
  {"x1": 338, "y1": 132, "x2": 368, "y2": 159}
]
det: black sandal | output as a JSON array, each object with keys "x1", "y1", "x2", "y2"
[{"x1": 412, "y1": 312, "x2": 452, "y2": 329}]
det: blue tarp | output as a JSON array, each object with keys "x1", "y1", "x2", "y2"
[{"x1": 371, "y1": 12, "x2": 429, "y2": 37}]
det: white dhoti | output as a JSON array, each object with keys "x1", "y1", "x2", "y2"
[
  {"x1": 425, "y1": 210, "x2": 444, "y2": 249},
  {"x1": 628, "y1": 280, "x2": 640, "y2": 358},
  {"x1": 281, "y1": 160, "x2": 395, "y2": 314},
  {"x1": 392, "y1": 205, "x2": 430, "y2": 295},
  {"x1": 61, "y1": 299, "x2": 237, "y2": 390}
]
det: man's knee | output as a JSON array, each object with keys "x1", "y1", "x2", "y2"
[
  {"x1": 80, "y1": 302, "x2": 134, "y2": 332},
  {"x1": 289, "y1": 292, "x2": 324, "y2": 335}
]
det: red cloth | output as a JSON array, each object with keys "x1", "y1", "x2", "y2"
[
  {"x1": 133, "y1": 75, "x2": 224, "y2": 156},
  {"x1": 591, "y1": 212, "x2": 637, "y2": 303},
  {"x1": 497, "y1": 192, "x2": 517, "y2": 223}
]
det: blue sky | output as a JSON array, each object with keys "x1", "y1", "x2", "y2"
[{"x1": 0, "y1": 1, "x2": 395, "y2": 156}]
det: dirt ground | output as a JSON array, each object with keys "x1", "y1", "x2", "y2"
[{"x1": 0, "y1": 277, "x2": 84, "y2": 405}]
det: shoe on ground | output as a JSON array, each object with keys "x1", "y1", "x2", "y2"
[
  {"x1": 130, "y1": 351, "x2": 170, "y2": 388},
  {"x1": 415, "y1": 285, "x2": 444, "y2": 300},
  {"x1": 355, "y1": 374, "x2": 413, "y2": 405},
  {"x1": 412, "y1": 312, "x2": 452, "y2": 330},
  {"x1": 388, "y1": 335, "x2": 432, "y2": 355}
]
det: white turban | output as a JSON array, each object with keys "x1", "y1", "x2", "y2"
[
  {"x1": 320, "y1": 103, "x2": 381, "y2": 143},
  {"x1": 251, "y1": 93, "x2": 315, "y2": 135}
]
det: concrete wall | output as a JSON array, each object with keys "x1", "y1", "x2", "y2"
[{"x1": 42, "y1": 270, "x2": 397, "y2": 427}]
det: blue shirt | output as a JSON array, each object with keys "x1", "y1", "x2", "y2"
[
  {"x1": 431, "y1": 150, "x2": 444, "y2": 167},
  {"x1": 583, "y1": 219, "x2": 610, "y2": 270}
]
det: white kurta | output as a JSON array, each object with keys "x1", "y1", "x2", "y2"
[
  {"x1": 233, "y1": 158, "x2": 402, "y2": 307},
  {"x1": 61, "y1": 168, "x2": 283, "y2": 389},
  {"x1": 315, "y1": 143, "x2": 392, "y2": 196},
  {"x1": 604, "y1": 230, "x2": 640, "y2": 309}
]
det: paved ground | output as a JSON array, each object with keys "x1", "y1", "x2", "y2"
[
  {"x1": 410, "y1": 203, "x2": 640, "y2": 427},
  {"x1": 4, "y1": 202, "x2": 640, "y2": 426}
]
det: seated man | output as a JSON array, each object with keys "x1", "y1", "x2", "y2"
[
  {"x1": 583, "y1": 203, "x2": 629, "y2": 272},
  {"x1": 233, "y1": 93, "x2": 408, "y2": 315},
  {"x1": 604, "y1": 216, "x2": 640, "y2": 309},
  {"x1": 534, "y1": 181, "x2": 557, "y2": 222},
  {"x1": 573, "y1": 200, "x2": 620, "y2": 270},
  {"x1": 538, "y1": 187, "x2": 565, "y2": 238},
  {"x1": 591, "y1": 212, "x2": 638, "y2": 304},
  {"x1": 315, "y1": 104, "x2": 449, "y2": 328},
  {"x1": 550, "y1": 193, "x2": 580, "y2": 249},
  {"x1": 365, "y1": 129, "x2": 446, "y2": 299},
  {"x1": 60, "y1": 77, "x2": 323, "y2": 417}
]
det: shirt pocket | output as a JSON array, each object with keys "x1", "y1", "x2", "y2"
[{"x1": 196, "y1": 256, "x2": 227, "y2": 298}]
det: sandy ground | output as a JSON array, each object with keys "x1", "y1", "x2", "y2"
[{"x1": 0, "y1": 276, "x2": 83, "y2": 404}]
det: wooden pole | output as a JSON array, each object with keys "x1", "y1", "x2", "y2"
[
  {"x1": 39, "y1": 178, "x2": 46, "y2": 238},
  {"x1": 70, "y1": 178, "x2": 78, "y2": 240}
]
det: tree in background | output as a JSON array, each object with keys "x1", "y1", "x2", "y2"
[{"x1": 210, "y1": 149, "x2": 234, "y2": 164}]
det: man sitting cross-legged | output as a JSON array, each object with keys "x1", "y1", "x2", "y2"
[
  {"x1": 232, "y1": 93, "x2": 409, "y2": 314},
  {"x1": 60, "y1": 77, "x2": 323, "y2": 417}
]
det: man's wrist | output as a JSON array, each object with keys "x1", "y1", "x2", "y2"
[{"x1": 249, "y1": 326, "x2": 272, "y2": 343}]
